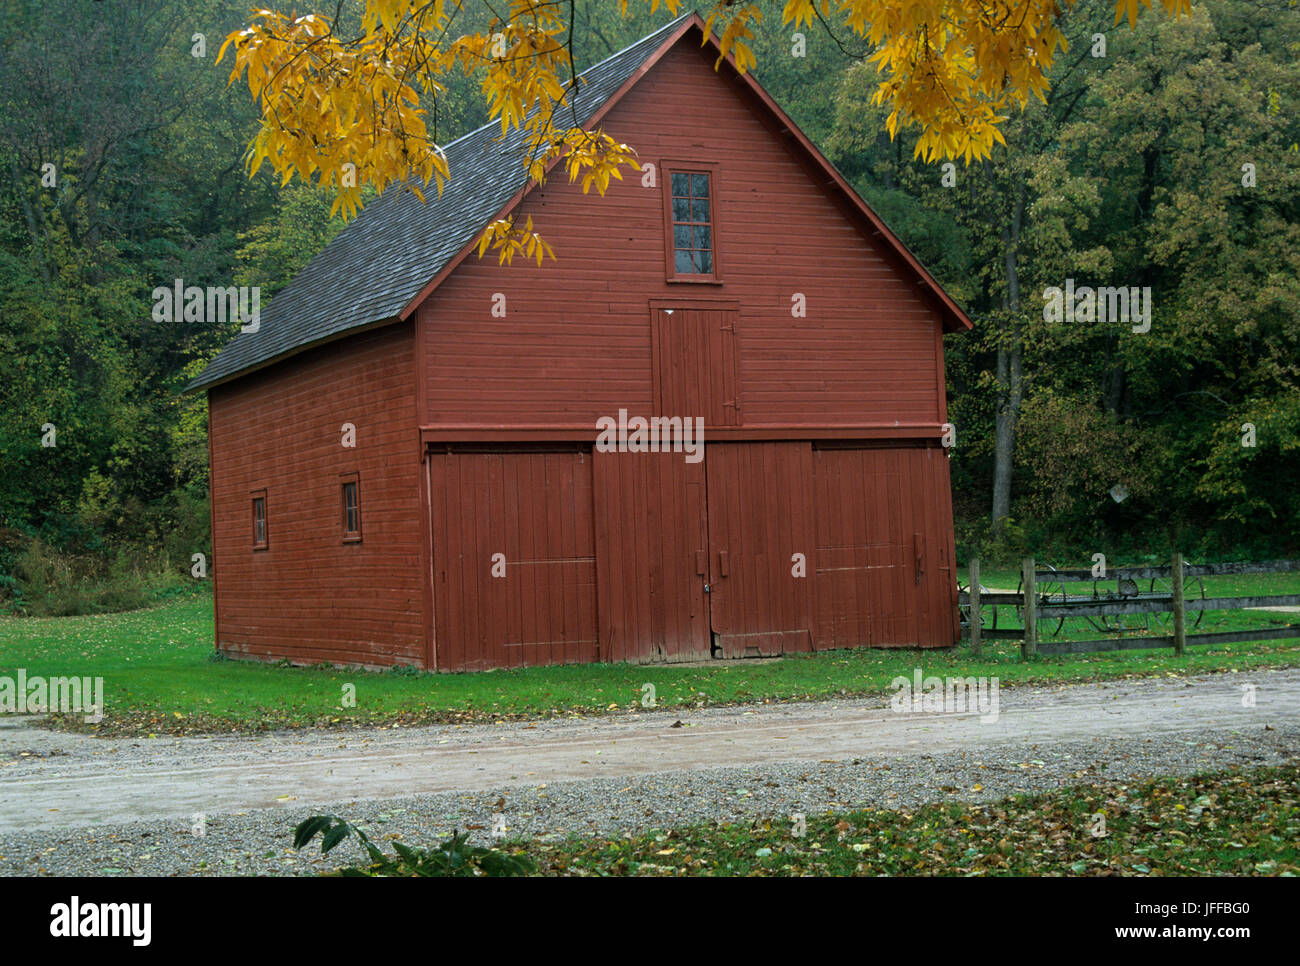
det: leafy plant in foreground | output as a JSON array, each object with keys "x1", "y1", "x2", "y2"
[{"x1": 293, "y1": 814, "x2": 535, "y2": 877}]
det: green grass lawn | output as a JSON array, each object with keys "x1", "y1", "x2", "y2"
[
  {"x1": 526, "y1": 764, "x2": 1300, "y2": 876},
  {"x1": 1, "y1": 583, "x2": 1298, "y2": 736}
]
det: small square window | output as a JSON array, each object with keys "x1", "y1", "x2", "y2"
[
  {"x1": 251, "y1": 490, "x2": 268, "y2": 550},
  {"x1": 340, "y1": 473, "x2": 361, "y2": 542}
]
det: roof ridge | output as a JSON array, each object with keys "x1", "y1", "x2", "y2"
[
  {"x1": 405, "y1": 11, "x2": 696, "y2": 172},
  {"x1": 567, "y1": 10, "x2": 695, "y2": 86}
]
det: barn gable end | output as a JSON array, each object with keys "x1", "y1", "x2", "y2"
[{"x1": 414, "y1": 34, "x2": 956, "y2": 428}]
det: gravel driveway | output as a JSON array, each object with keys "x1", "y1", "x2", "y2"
[{"x1": 1, "y1": 668, "x2": 1296, "y2": 876}]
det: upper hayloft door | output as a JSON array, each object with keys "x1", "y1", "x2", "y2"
[{"x1": 651, "y1": 302, "x2": 742, "y2": 427}]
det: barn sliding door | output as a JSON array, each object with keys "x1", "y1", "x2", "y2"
[
  {"x1": 812, "y1": 443, "x2": 958, "y2": 647},
  {"x1": 594, "y1": 442, "x2": 815, "y2": 662},
  {"x1": 704, "y1": 443, "x2": 815, "y2": 657},
  {"x1": 593, "y1": 451, "x2": 711, "y2": 664},
  {"x1": 429, "y1": 442, "x2": 955, "y2": 667},
  {"x1": 430, "y1": 447, "x2": 599, "y2": 670}
]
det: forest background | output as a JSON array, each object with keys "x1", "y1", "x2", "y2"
[{"x1": 1, "y1": 0, "x2": 1295, "y2": 615}]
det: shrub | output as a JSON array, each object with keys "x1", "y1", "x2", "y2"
[
  {"x1": 293, "y1": 815, "x2": 536, "y2": 878},
  {"x1": 3, "y1": 537, "x2": 200, "y2": 616}
]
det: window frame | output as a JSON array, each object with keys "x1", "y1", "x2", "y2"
[
  {"x1": 251, "y1": 489, "x2": 268, "y2": 551},
  {"x1": 661, "y1": 160, "x2": 723, "y2": 284},
  {"x1": 340, "y1": 471, "x2": 362, "y2": 543}
]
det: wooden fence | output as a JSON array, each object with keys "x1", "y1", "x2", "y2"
[{"x1": 960, "y1": 557, "x2": 1300, "y2": 658}]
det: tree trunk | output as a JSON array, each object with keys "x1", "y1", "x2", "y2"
[
  {"x1": 992, "y1": 344, "x2": 1023, "y2": 531},
  {"x1": 991, "y1": 188, "x2": 1027, "y2": 534},
  {"x1": 1104, "y1": 364, "x2": 1125, "y2": 416},
  {"x1": 10, "y1": 156, "x2": 50, "y2": 286}
]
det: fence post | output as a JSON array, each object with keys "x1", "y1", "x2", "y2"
[
  {"x1": 1172, "y1": 551, "x2": 1186, "y2": 657},
  {"x1": 969, "y1": 557, "x2": 982, "y2": 658},
  {"x1": 1021, "y1": 556, "x2": 1037, "y2": 659}
]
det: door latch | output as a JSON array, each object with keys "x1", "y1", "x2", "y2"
[{"x1": 703, "y1": 583, "x2": 711, "y2": 593}]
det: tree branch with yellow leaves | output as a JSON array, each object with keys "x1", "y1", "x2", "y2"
[{"x1": 219, "y1": 0, "x2": 1190, "y2": 264}]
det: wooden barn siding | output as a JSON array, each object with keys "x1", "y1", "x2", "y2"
[
  {"x1": 415, "y1": 42, "x2": 943, "y2": 427},
  {"x1": 209, "y1": 325, "x2": 424, "y2": 666}
]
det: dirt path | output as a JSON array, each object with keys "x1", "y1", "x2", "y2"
[{"x1": 2, "y1": 668, "x2": 1296, "y2": 834}]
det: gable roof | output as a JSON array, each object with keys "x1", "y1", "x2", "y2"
[{"x1": 188, "y1": 12, "x2": 971, "y2": 393}]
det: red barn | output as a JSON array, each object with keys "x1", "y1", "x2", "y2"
[{"x1": 188, "y1": 13, "x2": 972, "y2": 671}]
